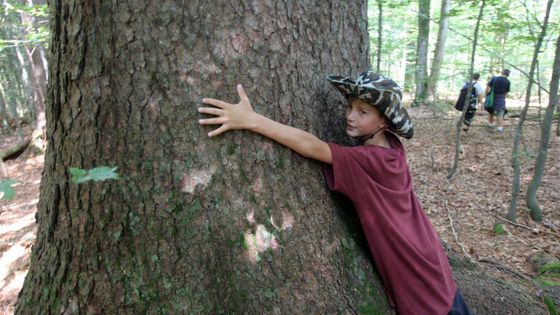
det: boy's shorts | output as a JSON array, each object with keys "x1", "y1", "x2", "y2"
[
  {"x1": 447, "y1": 289, "x2": 471, "y2": 315},
  {"x1": 488, "y1": 107, "x2": 506, "y2": 118}
]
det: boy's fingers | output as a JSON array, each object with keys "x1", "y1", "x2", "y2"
[
  {"x1": 198, "y1": 107, "x2": 224, "y2": 116},
  {"x1": 237, "y1": 84, "x2": 249, "y2": 102},
  {"x1": 208, "y1": 125, "x2": 228, "y2": 137},
  {"x1": 202, "y1": 98, "x2": 230, "y2": 109},
  {"x1": 199, "y1": 117, "x2": 226, "y2": 125}
]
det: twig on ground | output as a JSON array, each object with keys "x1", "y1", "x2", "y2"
[
  {"x1": 445, "y1": 199, "x2": 474, "y2": 263},
  {"x1": 495, "y1": 215, "x2": 560, "y2": 238}
]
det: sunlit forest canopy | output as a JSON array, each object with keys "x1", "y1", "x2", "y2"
[{"x1": 367, "y1": 0, "x2": 559, "y2": 98}]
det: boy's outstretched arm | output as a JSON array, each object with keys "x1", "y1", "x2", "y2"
[{"x1": 199, "y1": 84, "x2": 332, "y2": 164}]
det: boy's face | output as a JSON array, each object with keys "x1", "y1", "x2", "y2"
[{"x1": 345, "y1": 97, "x2": 387, "y2": 138}]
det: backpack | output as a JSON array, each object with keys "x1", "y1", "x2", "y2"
[{"x1": 455, "y1": 83, "x2": 477, "y2": 111}]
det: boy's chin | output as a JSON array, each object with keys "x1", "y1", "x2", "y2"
[{"x1": 345, "y1": 130, "x2": 361, "y2": 138}]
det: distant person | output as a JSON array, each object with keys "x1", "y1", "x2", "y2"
[
  {"x1": 455, "y1": 73, "x2": 484, "y2": 132},
  {"x1": 485, "y1": 69, "x2": 511, "y2": 132}
]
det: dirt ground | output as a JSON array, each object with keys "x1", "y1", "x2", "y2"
[{"x1": 0, "y1": 108, "x2": 558, "y2": 314}]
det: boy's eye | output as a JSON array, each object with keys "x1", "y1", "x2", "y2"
[{"x1": 359, "y1": 110, "x2": 367, "y2": 115}]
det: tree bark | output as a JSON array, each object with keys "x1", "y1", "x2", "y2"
[
  {"x1": 375, "y1": 0, "x2": 383, "y2": 73},
  {"x1": 525, "y1": 34, "x2": 560, "y2": 220},
  {"x1": 426, "y1": 0, "x2": 451, "y2": 102},
  {"x1": 412, "y1": 0, "x2": 430, "y2": 107},
  {"x1": 16, "y1": 1, "x2": 550, "y2": 314},
  {"x1": 508, "y1": 0, "x2": 554, "y2": 222},
  {"x1": 17, "y1": 1, "x2": 388, "y2": 313}
]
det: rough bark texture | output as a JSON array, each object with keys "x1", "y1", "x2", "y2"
[
  {"x1": 526, "y1": 34, "x2": 560, "y2": 218},
  {"x1": 17, "y1": 1, "x2": 390, "y2": 314},
  {"x1": 508, "y1": 0, "x2": 553, "y2": 222},
  {"x1": 375, "y1": 0, "x2": 382, "y2": 73},
  {"x1": 16, "y1": 1, "x2": 551, "y2": 314},
  {"x1": 426, "y1": 0, "x2": 450, "y2": 102}
]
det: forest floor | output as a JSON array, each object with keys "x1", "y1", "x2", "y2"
[{"x1": 0, "y1": 107, "x2": 559, "y2": 314}]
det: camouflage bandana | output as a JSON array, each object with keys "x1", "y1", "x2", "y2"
[{"x1": 327, "y1": 71, "x2": 414, "y2": 139}]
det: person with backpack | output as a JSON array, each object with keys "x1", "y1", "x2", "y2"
[
  {"x1": 485, "y1": 69, "x2": 511, "y2": 132},
  {"x1": 455, "y1": 73, "x2": 483, "y2": 132}
]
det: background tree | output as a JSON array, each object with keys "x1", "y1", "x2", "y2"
[
  {"x1": 426, "y1": 0, "x2": 451, "y2": 102},
  {"x1": 412, "y1": 0, "x2": 430, "y2": 106},
  {"x1": 374, "y1": 0, "x2": 383, "y2": 72},
  {"x1": 525, "y1": 34, "x2": 560, "y2": 220},
  {"x1": 447, "y1": 0, "x2": 485, "y2": 180},
  {"x1": 507, "y1": 0, "x2": 554, "y2": 222},
  {"x1": 18, "y1": 0, "x2": 49, "y2": 147}
]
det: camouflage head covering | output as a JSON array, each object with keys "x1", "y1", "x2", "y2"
[{"x1": 327, "y1": 71, "x2": 414, "y2": 139}]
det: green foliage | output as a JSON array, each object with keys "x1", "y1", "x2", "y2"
[
  {"x1": 494, "y1": 224, "x2": 506, "y2": 235},
  {"x1": 534, "y1": 262, "x2": 560, "y2": 287},
  {"x1": 68, "y1": 166, "x2": 120, "y2": 184},
  {"x1": 543, "y1": 296, "x2": 558, "y2": 315},
  {"x1": 538, "y1": 262, "x2": 560, "y2": 275},
  {"x1": 0, "y1": 179, "x2": 16, "y2": 200}
]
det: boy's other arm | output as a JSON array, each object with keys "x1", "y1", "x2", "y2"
[{"x1": 199, "y1": 84, "x2": 332, "y2": 164}]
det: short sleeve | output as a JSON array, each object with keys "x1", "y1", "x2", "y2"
[
  {"x1": 474, "y1": 83, "x2": 483, "y2": 96},
  {"x1": 488, "y1": 77, "x2": 495, "y2": 88},
  {"x1": 322, "y1": 143, "x2": 368, "y2": 200}
]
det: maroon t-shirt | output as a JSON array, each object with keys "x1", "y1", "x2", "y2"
[{"x1": 323, "y1": 133, "x2": 456, "y2": 315}]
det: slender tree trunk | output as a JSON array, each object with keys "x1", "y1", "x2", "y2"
[
  {"x1": 556, "y1": 105, "x2": 560, "y2": 136},
  {"x1": 507, "y1": 0, "x2": 553, "y2": 222},
  {"x1": 447, "y1": 0, "x2": 485, "y2": 180},
  {"x1": 19, "y1": 0, "x2": 48, "y2": 152},
  {"x1": 376, "y1": 0, "x2": 383, "y2": 73},
  {"x1": 404, "y1": 39, "x2": 416, "y2": 93},
  {"x1": 525, "y1": 34, "x2": 560, "y2": 220},
  {"x1": 426, "y1": 0, "x2": 451, "y2": 103},
  {"x1": 24, "y1": 45, "x2": 48, "y2": 148},
  {"x1": 412, "y1": 0, "x2": 430, "y2": 107},
  {"x1": 0, "y1": 83, "x2": 9, "y2": 129}
]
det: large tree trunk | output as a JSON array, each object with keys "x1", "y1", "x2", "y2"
[
  {"x1": 426, "y1": 0, "x2": 451, "y2": 103},
  {"x1": 525, "y1": 34, "x2": 560, "y2": 219},
  {"x1": 17, "y1": 1, "x2": 387, "y2": 313},
  {"x1": 16, "y1": 1, "x2": 550, "y2": 314},
  {"x1": 508, "y1": 0, "x2": 554, "y2": 222},
  {"x1": 412, "y1": 0, "x2": 430, "y2": 107}
]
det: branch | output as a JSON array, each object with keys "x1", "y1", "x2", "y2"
[
  {"x1": 445, "y1": 199, "x2": 475, "y2": 262},
  {"x1": 495, "y1": 215, "x2": 560, "y2": 238}
]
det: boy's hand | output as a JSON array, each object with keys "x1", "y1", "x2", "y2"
[{"x1": 199, "y1": 84, "x2": 257, "y2": 137}]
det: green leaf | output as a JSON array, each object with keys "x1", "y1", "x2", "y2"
[
  {"x1": 81, "y1": 166, "x2": 120, "y2": 183},
  {"x1": 68, "y1": 167, "x2": 87, "y2": 183},
  {"x1": 69, "y1": 166, "x2": 120, "y2": 184},
  {"x1": 494, "y1": 224, "x2": 506, "y2": 235},
  {"x1": 0, "y1": 179, "x2": 17, "y2": 200}
]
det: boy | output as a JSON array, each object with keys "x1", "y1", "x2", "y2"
[
  {"x1": 199, "y1": 72, "x2": 471, "y2": 315},
  {"x1": 486, "y1": 69, "x2": 511, "y2": 132}
]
